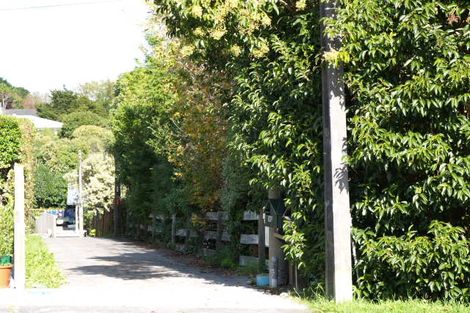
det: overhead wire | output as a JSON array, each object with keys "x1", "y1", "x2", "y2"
[{"x1": 0, "y1": 0, "x2": 123, "y2": 11}]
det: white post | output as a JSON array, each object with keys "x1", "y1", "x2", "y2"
[
  {"x1": 268, "y1": 189, "x2": 282, "y2": 288},
  {"x1": 14, "y1": 163, "x2": 25, "y2": 290},
  {"x1": 78, "y1": 151, "x2": 84, "y2": 237},
  {"x1": 321, "y1": 0, "x2": 353, "y2": 303}
]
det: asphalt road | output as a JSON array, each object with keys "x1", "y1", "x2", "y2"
[{"x1": 0, "y1": 237, "x2": 309, "y2": 313}]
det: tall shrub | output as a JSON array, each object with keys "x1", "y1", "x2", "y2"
[{"x1": 154, "y1": 0, "x2": 326, "y2": 276}]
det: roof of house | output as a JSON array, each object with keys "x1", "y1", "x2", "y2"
[
  {"x1": 8, "y1": 114, "x2": 63, "y2": 130},
  {"x1": 4, "y1": 109, "x2": 38, "y2": 116}
]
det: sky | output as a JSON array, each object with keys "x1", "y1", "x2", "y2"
[{"x1": 0, "y1": 0, "x2": 151, "y2": 95}]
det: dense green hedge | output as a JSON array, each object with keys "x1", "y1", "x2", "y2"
[
  {"x1": 34, "y1": 164, "x2": 67, "y2": 208},
  {"x1": 326, "y1": 0, "x2": 470, "y2": 301},
  {"x1": 0, "y1": 116, "x2": 35, "y2": 255}
]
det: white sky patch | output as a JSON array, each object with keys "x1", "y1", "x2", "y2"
[{"x1": 0, "y1": 0, "x2": 150, "y2": 94}]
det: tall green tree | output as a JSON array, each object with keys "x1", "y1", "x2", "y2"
[
  {"x1": 0, "y1": 78, "x2": 29, "y2": 109},
  {"x1": 112, "y1": 42, "x2": 177, "y2": 231},
  {"x1": 154, "y1": 0, "x2": 325, "y2": 275}
]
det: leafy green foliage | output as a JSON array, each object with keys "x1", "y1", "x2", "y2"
[
  {"x1": 18, "y1": 119, "x2": 36, "y2": 223},
  {"x1": 162, "y1": 59, "x2": 229, "y2": 213},
  {"x1": 122, "y1": 0, "x2": 469, "y2": 302},
  {"x1": 71, "y1": 125, "x2": 113, "y2": 154},
  {"x1": 0, "y1": 200, "x2": 13, "y2": 257},
  {"x1": 0, "y1": 77, "x2": 29, "y2": 109},
  {"x1": 26, "y1": 234, "x2": 66, "y2": 288},
  {"x1": 0, "y1": 116, "x2": 21, "y2": 171},
  {"x1": 34, "y1": 132, "x2": 79, "y2": 175},
  {"x1": 154, "y1": 0, "x2": 325, "y2": 277},
  {"x1": 77, "y1": 80, "x2": 115, "y2": 112},
  {"x1": 34, "y1": 164, "x2": 67, "y2": 208},
  {"x1": 325, "y1": 0, "x2": 470, "y2": 300},
  {"x1": 355, "y1": 222, "x2": 470, "y2": 301},
  {"x1": 60, "y1": 111, "x2": 108, "y2": 138},
  {"x1": 37, "y1": 88, "x2": 108, "y2": 121},
  {"x1": 112, "y1": 43, "x2": 177, "y2": 231},
  {"x1": 0, "y1": 116, "x2": 35, "y2": 254},
  {"x1": 82, "y1": 153, "x2": 115, "y2": 228},
  {"x1": 37, "y1": 89, "x2": 81, "y2": 120}
]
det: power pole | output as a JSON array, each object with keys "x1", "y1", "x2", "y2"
[
  {"x1": 320, "y1": 0, "x2": 353, "y2": 302},
  {"x1": 113, "y1": 155, "x2": 121, "y2": 236},
  {"x1": 14, "y1": 164, "x2": 25, "y2": 290},
  {"x1": 78, "y1": 151, "x2": 84, "y2": 237}
]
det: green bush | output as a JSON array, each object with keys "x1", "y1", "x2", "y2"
[
  {"x1": 355, "y1": 221, "x2": 470, "y2": 302},
  {"x1": 0, "y1": 116, "x2": 21, "y2": 257},
  {"x1": 0, "y1": 201, "x2": 13, "y2": 257},
  {"x1": 34, "y1": 164, "x2": 67, "y2": 208},
  {"x1": 60, "y1": 111, "x2": 108, "y2": 138},
  {"x1": 18, "y1": 119, "x2": 36, "y2": 226},
  {"x1": 0, "y1": 116, "x2": 21, "y2": 171}
]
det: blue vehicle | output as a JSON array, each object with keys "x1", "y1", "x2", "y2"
[{"x1": 56, "y1": 205, "x2": 76, "y2": 228}]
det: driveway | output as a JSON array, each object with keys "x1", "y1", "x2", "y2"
[{"x1": 0, "y1": 237, "x2": 310, "y2": 313}]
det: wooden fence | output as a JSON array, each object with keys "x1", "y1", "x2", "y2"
[{"x1": 129, "y1": 210, "x2": 270, "y2": 267}]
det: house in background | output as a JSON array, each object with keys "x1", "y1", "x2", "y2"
[{"x1": 0, "y1": 106, "x2": 63, "y2": 132}]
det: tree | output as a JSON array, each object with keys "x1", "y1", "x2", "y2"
[
  {"x1": 37, "y1": 89, "x2": 80, "y2": 120},
  {"x1": 60, "y1": 111, "x2": 108, "y2": 138},
  {"x1": 34, "y1": 132, "x2": 79, "y2": 176},
  {"x1": 77, "y1": 80, "x2": 115, "y2": 112},
  {"x1": 0, "y1": 78, "x2": 29, "y2": 110},
  {"x1": 154, "y1": 0, "x2": 325, "y2": 276},
  {"x1": 71, "y1": 125, "x2": 113, "y2": 154},
  {"x1": 34, "y1": 164, "x2": 67, "y2": 208},
  {"x1": 112, "y1": 43, "x2": 177, "y2": 230},
  {"x1": 37, "y1": 88, "x2": 107, "y2": 121},
  {"x1": 82, "y1": 153, "x2": 115, "y2": 229}
]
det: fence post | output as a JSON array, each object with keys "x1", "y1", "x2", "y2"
[
  {"x1": 258, "y1": 206, "x2": 266, "y2": 272},
  {"x1": 14, "y1": 163, "x2": 25, "y2": 290},
  {"x1": 216, "y1": 212, "x2": 223, "y2": 251}
]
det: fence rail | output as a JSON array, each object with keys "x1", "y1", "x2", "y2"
[{"x1": 130, "y1": 210, "x2": 269, "y2": 267}]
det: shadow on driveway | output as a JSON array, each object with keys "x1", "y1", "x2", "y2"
[{"x1": 64, "y1": 238, "x2": 248, "y2": 287}]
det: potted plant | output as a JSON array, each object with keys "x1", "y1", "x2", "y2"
[
  {"x1": 0, "y1": 256, "x2": 12, "y2": 288},
  {"x1": 0, "y1": 203, "x2": 14, "y2": 288}
]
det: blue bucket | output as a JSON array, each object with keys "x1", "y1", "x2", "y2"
[{"x1": 256, "y1": 274, "x2": 269, "y2": 287}]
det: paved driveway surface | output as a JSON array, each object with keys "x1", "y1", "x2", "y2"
[{"x1": 0, "y1": 237, "x2": 309, "y2": 313}]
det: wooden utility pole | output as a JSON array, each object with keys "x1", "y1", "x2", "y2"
[
  {"x1": 113, "y1": 156, "x2": 121, "y2": 236},
  {"x1": 267, "y1": 189, "x2": 280, "y2": 287},
  {"x1": 14, "y1": 164, "x2": 25, "y2": 290},
  {"x1": 320, "y1": 0, "x2": 353, "y2": 302}
]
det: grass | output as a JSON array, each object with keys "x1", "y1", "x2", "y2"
[
  {"x1": 236, "y1": 261, "x2": 263, "y2": 276},
  {"x1": 26, "y1": 234, "x2": 66, "y2": 288},
  {"x1": 306, "y1": 298, "x2": 470, "y2": 313}
]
